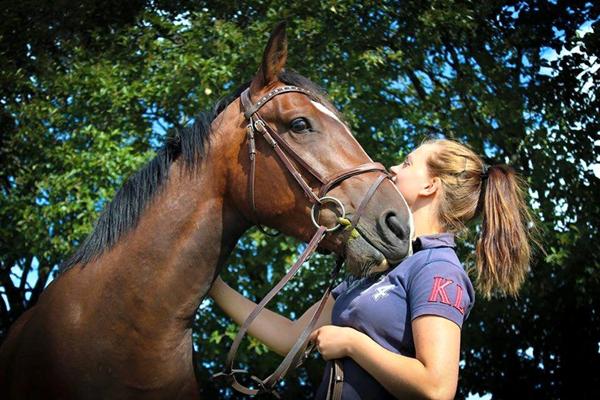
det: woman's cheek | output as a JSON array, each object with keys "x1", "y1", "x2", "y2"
[
  {"x1": 403, "y1": 188, "x2": 417, "y2": 208},
  {"x1": 394, "y1": 178, "x2": 416, "y2": 206}
]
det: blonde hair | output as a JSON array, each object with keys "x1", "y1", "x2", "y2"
[{"x1": 423, "y1": 139, "x2": 538, "y2": 299}]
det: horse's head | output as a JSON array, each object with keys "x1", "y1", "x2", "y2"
[{"x1": 225, "y1": 23, "x2": 413, "y2": 276}]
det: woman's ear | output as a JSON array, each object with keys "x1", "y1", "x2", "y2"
[{"x1": 420, "y1": 177, "x2": 440, "y2": 197}]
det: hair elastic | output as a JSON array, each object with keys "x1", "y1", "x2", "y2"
[{"x1": 481, "y1": 164, "x2": 490, "y2": 180}]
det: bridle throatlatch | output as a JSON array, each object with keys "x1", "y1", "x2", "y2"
[{"x1": 211, "y1": 85, "x2": 401, "y2": 399}]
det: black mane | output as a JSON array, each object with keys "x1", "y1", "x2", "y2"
[{"x1": 60, "y1": 70, "x2": 336, "y2": 272}]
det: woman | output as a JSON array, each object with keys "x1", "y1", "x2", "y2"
[{"x1": 208, "y1": 138, "x2": 536, "y2": 399}]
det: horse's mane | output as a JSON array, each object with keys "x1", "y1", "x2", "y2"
[{"x1": 59, "y1": 70, "x2": 337, "y2": 272}]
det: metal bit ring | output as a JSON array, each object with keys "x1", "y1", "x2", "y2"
[{"x1": 310, "y1": 196, "x2": 346, "y2": 232}]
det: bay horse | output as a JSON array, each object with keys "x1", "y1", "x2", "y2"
[{"x1": 0, "y1": 23, "x2": 412, "y2": 399}]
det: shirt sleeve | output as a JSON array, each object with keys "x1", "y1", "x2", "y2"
[
  {"x1": 408, "y1": 261, "x2": 474, "y2": 328},
  {"x1": 331, "y1": 278, "x2": 349, "y2": 300}
]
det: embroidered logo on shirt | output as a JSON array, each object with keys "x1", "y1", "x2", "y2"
[
  {"x1": 428, "y1": 276, "x2": 465, "y2": 314},
  {"x1": 371, "y1": 284, "x2": 396, "y2": 301},
  {"x1": 361, "y1": 275, "x2": 396, "y2": 301}
]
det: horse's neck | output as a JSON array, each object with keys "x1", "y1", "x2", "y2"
[{"x1": 97, "y1": 125, "x2": 249, "y2": 333}]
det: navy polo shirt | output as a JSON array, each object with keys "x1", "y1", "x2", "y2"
[{"x1": 314, "y1": 233, "x2": 475, "y2": 400}]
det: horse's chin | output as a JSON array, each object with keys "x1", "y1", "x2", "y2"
[{"x1": 344, "y1": 234, "x2": 390, "y2": 278}]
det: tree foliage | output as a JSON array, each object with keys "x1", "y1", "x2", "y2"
[{"x1": 1, "y1": 1, "x2": 599, "y2": 398}]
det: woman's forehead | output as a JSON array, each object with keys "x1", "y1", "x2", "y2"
[{"x1": 413, "y1": 143, "x2": 436, "y2": 158}]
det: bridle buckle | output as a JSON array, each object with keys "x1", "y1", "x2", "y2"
[{"x1": 253, "y1": 119, "x2": 267, "y2": 133}]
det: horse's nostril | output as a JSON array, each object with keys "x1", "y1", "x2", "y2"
[{"x1": 385, "y1": 213, "x2": 406, "y2": 240}]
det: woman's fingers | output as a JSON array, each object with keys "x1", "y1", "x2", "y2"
[
  {"x1": 309, "y1": 328, "x2": 319, "y2": 341},
  {"x1": 310, "y1": 329, "x2": 322, "y2": 355}
]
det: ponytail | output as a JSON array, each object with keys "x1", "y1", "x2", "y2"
[
  {"x1": 423, "y1": 139, "x2": 539, "y2": 299},
  {"x1": 476, "y1": 165, "x2": 536, "y2": 299}
]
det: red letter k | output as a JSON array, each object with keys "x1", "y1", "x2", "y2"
[{"x1": 428, "y1": 277, "x2": 453, "y2": 305}]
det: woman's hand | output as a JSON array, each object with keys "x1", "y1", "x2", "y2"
[{"x1": 309, "y1": 325, "x2": 361, "y2": 360}]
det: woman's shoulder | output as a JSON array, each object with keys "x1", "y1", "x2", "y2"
[
  {"x1": 410, "y1": 249, "x2": 472, "y2": 287},
  {"x1": 388, "y1": 236, "x2": 473, "y2": 296},
  {"x1": 389, "y1": 244, "x2": 464, "y2": 279},
  {"x1": 402, "y1": 248, "x2": 476, "y2": 326}
]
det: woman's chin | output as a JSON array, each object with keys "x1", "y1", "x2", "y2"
[{"x1": 344, "y1": 235, "x2": 390, "y2": 277}]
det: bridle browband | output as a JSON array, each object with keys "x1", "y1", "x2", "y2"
[{"x1": 211, "y1": 85, "x2": 403, "y2": 399}]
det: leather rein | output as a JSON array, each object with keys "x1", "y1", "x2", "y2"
[{"x1": 211, "y1": 85, "x2": 393, "y2": 398}]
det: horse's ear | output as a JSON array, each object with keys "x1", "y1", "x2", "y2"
[{"x1": 250, "y1": 21, "x2": 288, "y2": 93}]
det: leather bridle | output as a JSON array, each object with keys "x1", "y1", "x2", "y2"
[
  {"x1": 241, "y1": 85, "x2": 390, "y2": 234},
  {"x1": 211, "y1": 85, "x2": 403, "y2": 399}
]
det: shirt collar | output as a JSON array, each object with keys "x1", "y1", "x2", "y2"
[{"x1": 412, "y1": 232, "x2": 455, "y2": 252}]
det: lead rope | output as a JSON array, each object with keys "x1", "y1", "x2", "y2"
[
  {"x1": 325, "y1": 359, "x2": 344, "y2": 400},
  {"x1": 211, "y1": 226, "x2": 333, "y2": 397}
]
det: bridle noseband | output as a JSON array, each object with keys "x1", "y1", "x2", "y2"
[{"x1": 211, "y1": 85, "x2": 399, "y2": 398}]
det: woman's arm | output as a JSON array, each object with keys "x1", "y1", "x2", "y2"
[
  {"x1": 208, "y1": 276, "x2": 334, "y2": 357},
  {"x1": 347, "y1": 315, "x2": 460, "y2": 400}
]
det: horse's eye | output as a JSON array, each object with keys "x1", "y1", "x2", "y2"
[{"x1": 290, "y1": 118, "x2": 311, "y2": 133}]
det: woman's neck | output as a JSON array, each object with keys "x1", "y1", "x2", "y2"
[{"x1": 410, "y1": 200, "x2": 444, "y2": 238}]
